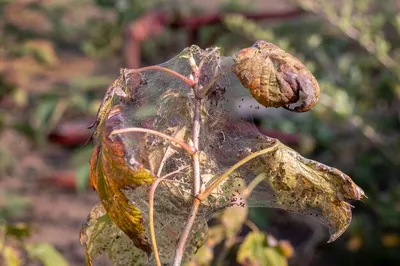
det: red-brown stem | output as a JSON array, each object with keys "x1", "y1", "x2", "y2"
[
  {"x1": 149, "y1": 168, "x2": 186, "y2": 266},
  {"x1": 126, "y1": 66, "x2": 196, "y2": 87},
  {"x1": 110, "y1": 127, "x2": 196, "y2": 155},
  {"x1": 171, "y1": 198, "x2": 201, "y2": 266},
  {"x1": 172, "y1": 58, "x2": 203, "y2": 266}
]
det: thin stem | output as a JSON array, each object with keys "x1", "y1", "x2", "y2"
[
  {"x1": 245, "y1": 220, "x2": 260, "y2": 233},
  {"x1": 171, "y1": 143, "x2": 279, "y2": 265},
  {"x1": 157, "y1": 128, "x2": 187, "y2": 176},
  {"x1": 171, "y1": 198, "x2": 201, "y2": 266},
  {"x1": 192, "y1": 91, "x2": 202, "y2": 194},
  {"x1": 157, "y1": 145, "x2": 173, "y2": 177},
  {"x1": 197, "y1": 142, "x2": 279, "y2": 201},
  {"x1": 149, "y1": 168, "x2": 185, "y2": 266},
  {"x1": 126, "y1": 66, "x2": 196, "y2": 87},
  {"x1": 172, "y1": 55, "x2": 203, "y2": 266},
  {"x1": 110, "y1": 127, "x2": 196, "y2": 155},
  {"x1": 242, "y1": 173, "x2": 267, "y2": 198}
]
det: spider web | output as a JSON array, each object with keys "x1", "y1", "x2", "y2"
[{"x1": 84, "y1": 44, "x2": 364, "y2": 264}]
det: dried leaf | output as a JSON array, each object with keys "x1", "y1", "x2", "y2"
[
  {"x1": 244, "y1": 139, "x2": 365, "y2": 242},
  {"x1": 233, "y1": 40, "x2": 320, "y2": 112}
]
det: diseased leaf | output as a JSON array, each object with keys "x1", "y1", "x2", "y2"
[
  {"x1": 123, "y1": 186, "x2": 208, "y2": 264},
  {"x1": 80, "y1": 192, "x2": 209, "y2": 265},
  {"x1": 242, "y1": 139, "x2": 365, "y2": 242},
  {"x1": 80, "y1": 204, "x2": 148, "y2": 266},
  {"x1": 233, "y1": 40, "x2": 320, "y2": 112},
  {"x1": 88, "y1": 71, "x2": 144, "y2": 142},
  {"x1": 89, "y1": 105, "x2": 156, "y2": 254}
]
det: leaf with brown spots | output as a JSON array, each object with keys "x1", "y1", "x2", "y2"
[
  {"x1": 233, "y1": 40, "x2": 320, "y2": 112},
  {"x1": 89, "y1": 105, "x2": 156, "y2": 255},
  {"x1": 242, "y1": 138, "x2": 366, "y2": 242}
]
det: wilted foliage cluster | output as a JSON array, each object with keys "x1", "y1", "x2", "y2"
[{"x1": 81, "y1": 41, "x2": 365, "y2": 265}]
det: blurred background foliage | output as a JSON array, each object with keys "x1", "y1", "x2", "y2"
[{"x1": 1, "y1": 0, "x2": 400, "y2": 265}]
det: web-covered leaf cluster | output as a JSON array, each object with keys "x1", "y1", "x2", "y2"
[{"x1": 81, "y1": 44, "x2": 365, "y2": 265}]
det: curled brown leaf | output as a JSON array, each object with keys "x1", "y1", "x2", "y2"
[{"x1": 233, "y1": 40, "x2": 320, "y2": 112}]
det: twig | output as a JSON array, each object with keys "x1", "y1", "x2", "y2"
[
  {"x1": 172, "y1": 54, "x2": 203, "y2": 266},
  {"x1": 110, "y1": 127, "x2": 196, "y2": 155},
  {"x1": 245, "y1": 220, "x2": 260, "y2": 233},
  {"x1": 126, "y1": 66, "x2": 196, "y2": 87},
  {"x1": 156, "y1": 128, "x2": 187, "y2": 176},
  {"x1": 242, "y1": 173, "x2": 268, "y2": 198},
  {"x1": 192, "y1": 93, "x2": 202, "y2": 194},
  {"x1": 149, "y1": 168, "x2": 186, "y2": 266},
  {"x1": 172, "y1": 143, "x2": 279, "y2": 265},
  {"x1": 172, "y1": 198, "x2": 201, "y2": 266}
]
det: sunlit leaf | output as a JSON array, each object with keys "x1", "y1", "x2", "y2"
[
  {"x1": 3, "y1": 246, "x2": 21, "y2": 266},
  {"x1": 237, "y1": 232, "x2": 287, "y2": 266},
  {"x1": 26, "y1": 243, "x2": 68, "y2": 266}
]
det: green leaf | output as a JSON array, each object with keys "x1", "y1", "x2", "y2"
[
  {"x1": 75, "y1": 163, "x2": 90, "y2": 192},
  {"x1": 237, "y1": 232, "x2": 287, "y2": 266},
  {"x1": 6, "y1": 223, "x2": 31, "y2": 241},
  {"x1": 26, "y1": 243, "x2": 68, "y2": 266}
]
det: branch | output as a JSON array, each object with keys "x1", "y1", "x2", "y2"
[
  {"x1": 126, "y1": 66, "x2": 196, "y2": 87},
  {"x1": 171, "y1": 198, "x2": 201, "y2": 266},
  {"x1": 149, "y1": 168, "x2": 186, "y2": 266},
  {"x1": 192, "y1": 92, "x2": 202, "y2": 194},
  {"x1": 172, "y1": 55, "x2": 203, "y2": 266},
  {"x1": 110, "y1": 127, "x2": 196, "y2": 155}
]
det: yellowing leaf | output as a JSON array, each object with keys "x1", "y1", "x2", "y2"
[
  {"x1": 89, "y1": 105, "x2": 156, "y2": 254},
  {"x1": 3, "y1": 246, "x2": 21, "y2": 266}
]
